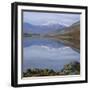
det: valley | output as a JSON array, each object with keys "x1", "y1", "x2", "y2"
[
  {"x1": 45, "y1": 21, "x2": 80, "y2": 51},
  {"x1": 23, "y1": 21, "x2": 80, "y2": 51}
]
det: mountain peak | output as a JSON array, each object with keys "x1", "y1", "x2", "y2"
[{"x1": 23, "y1": 22, "x2": 66, "y2": 34}]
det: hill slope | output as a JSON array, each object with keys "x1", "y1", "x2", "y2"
[{"x1": 47, "y1": 21, "x2": 80, "y2": 50}]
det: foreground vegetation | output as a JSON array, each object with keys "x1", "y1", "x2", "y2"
[{"x1": 23, "y1": 61, "x2": 80, "y2": 77}]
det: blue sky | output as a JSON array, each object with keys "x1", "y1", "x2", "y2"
[{"x1": 23, "y1": 11, "x2": 80, "y2": 26}]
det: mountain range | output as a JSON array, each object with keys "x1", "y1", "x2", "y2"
[
  {"x1": 48, "y1": 21, "x2": 80, "y2": 50},
  {"x1": 23, "y1": 22, "x2": 66, "y2": 34},
  {"x1": 23, "y1": 21, "x2": 80, "y2": 50}
]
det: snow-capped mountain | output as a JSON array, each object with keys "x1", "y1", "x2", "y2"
[
  {"x1": 38, "y1": 21, "x2": 64, "y2": 26},
  {"x1": 23, "y1": 22, "x2": 66, "y2": 34}
]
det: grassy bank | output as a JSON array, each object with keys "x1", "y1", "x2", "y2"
[{"x1": 23, "y1": 61, "x2": 80, "y2": 77}]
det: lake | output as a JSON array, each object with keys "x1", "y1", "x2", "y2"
[{"x1": 23, "y1": 37, "x2": 80, "y2": 72}]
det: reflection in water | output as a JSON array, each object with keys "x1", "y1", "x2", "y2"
[{"x1": 23, "y1": 37, "x2": 80, "y2": 72}]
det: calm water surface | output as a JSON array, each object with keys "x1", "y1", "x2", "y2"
[{"x1": 23, "y1": 37, "x2": 80, "y2": 71}]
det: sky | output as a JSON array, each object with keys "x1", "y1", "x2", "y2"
[{"x1": 23, "y1": 11, "x2": 80, "y2": 27}]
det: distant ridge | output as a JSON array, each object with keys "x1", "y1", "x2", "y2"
[{"x1": 23, "y1": 22, "x2": 66, "y2": 34}]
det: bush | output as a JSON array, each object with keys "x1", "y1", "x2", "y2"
[{"x1": 23, "y1": 61, "x2": 80, "y2": 77}]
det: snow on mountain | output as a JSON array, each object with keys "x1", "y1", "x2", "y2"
[{"x1": 23, "y1": 22, "x2": 66, "y2": 34}]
